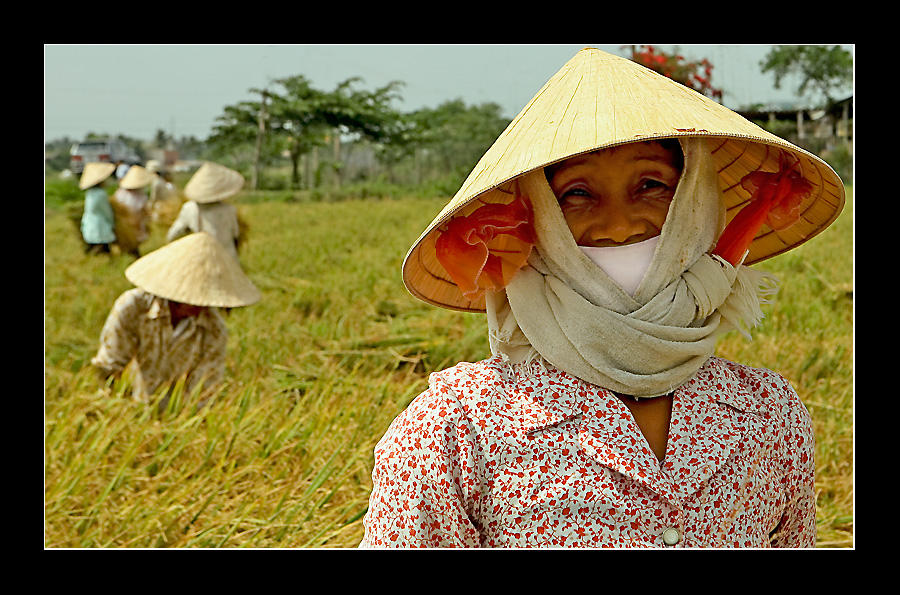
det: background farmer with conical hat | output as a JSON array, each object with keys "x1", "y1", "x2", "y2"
[
  {"x1": 112, "y1": 164, "x2": 155, "y2": 257},
  {"x1": 167, "y1": 161, "x2": 246, "y2": 262},
  {"x1": 78, "y1": 162, "x2": 117, "y2": 255},
  {"x1": 145, "y1": 159, "x2": 182, "y2": 225},
  {"x1": 91, "y1": 232, "x2": 261, "y2": 406},
  {"x1": 361, "y1": 47, "x2": 846, "y2": 548}
]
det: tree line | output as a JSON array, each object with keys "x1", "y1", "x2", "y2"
[
  {"x1": 44, "y1": 76, "x2": 512, "y2": 198},
  {"x1": 45, "y1": 45, "x2": 851, "y2": 197},
  {"x1": 205, "y1": 74, "x2": 511, "y2": 194}
]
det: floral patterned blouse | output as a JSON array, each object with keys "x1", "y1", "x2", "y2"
[
  {"x1": 91, "y1": 288, "x2": 228, "y2": 402},
  {"x1": 360, "y1": 356, "x2": 816, "y2": 548}
]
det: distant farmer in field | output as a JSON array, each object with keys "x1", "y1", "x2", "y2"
[
  {"x1": 78, "y1": 162, "x2": 117, "y2": 255},
  {"x1": 145, "y1": 160, "x2": 183, "y2": 227},
  {"x1": 112, "y1": 164, "x2": 155, "y2": 257},
  {"x1": 146, "y1": 160, "x2": 176, "y2": 204},
  {"x1": 361, "y1": 47, "x2": 845, "y2": 548},
  {"x1": 166, "y1": 161, "x2": 245, "y2": 262},
  {"x1": 91, "y1": 231, "x2": 261, "y2": 407}
]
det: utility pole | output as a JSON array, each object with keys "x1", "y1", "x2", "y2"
[{"x1": 251, "y1": 89, "x2": 268, "y2": 191}]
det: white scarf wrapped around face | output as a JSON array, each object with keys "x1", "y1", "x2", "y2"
[{"x1": 486, "y1": 138, "x2": 777, "y2": 398}]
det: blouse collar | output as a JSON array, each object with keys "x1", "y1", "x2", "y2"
[{"x1": 501, "y1": 356, "x2": 764, "y2": 506}]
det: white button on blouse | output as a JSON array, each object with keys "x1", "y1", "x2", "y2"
[{"x1": 662, "y1": 528, "x2": 681, "y2": 546}]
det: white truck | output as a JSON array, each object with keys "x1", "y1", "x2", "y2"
[{"x1": 69, "y1": 139, "x2": 140, "y2": 174}]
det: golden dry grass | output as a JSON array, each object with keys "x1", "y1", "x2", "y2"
[{"x1": 45, "y1": 188, "x2": 853, "y2": 548}]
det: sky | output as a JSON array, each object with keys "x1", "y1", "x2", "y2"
[{"x1": 43, "y1": 44, "x2": 854, "y2": 144}]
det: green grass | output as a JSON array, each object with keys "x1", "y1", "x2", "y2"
[{"x1": 44, "y1": 189, "x2": 853, "y2": 548}]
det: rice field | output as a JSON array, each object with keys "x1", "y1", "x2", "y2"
[{"x1": 44, "y1": 188, "x2": 853, "y2": 548}]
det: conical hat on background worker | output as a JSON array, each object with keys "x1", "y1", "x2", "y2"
[
  {"x1": 125, "y1": 232, "x2": 261, "y2": 308},
  {"x1": 119, "y1": 164, "x2": 156, "y2": 190},
  {"x1": 401, "y1": 47, "x2": 845, "y2": 312},
  {"x1": 79, "y1": 162, "x2": 117, "y2": 190},
  {"x1": 184, "y1": 162, "x2": 245, "y2": 204}
]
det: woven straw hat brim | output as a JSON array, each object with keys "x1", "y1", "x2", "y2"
[
  {"x1": 184, "y1": 162, "x2": 244, "y2": 204},
  {"x1": 79, "y1": 162, "x2": 117, "y2": 190},
  {"x1": 402, "y1": 47, "x2": 846, "y2": 313},
  {"x1": 119, "y1": 165, "x2": 156, "y2": 190},
  {"x1": 125, "y1": 232, "x2": 261, "y2": 308}
]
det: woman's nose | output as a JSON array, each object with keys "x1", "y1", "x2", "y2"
[{"x1": 582, "y1": 205, "x2": 649, "y2": 246}]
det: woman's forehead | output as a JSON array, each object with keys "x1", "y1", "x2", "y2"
[{"x1": 548, "y1": 142, "x2": 681, "y2": 177}]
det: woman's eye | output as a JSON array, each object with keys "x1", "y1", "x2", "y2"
[
  {"x1": 558, "y1": 189, "x2": 593, "y2": 206},
  {"x1": 562, "y1": 187, "x2": 589, "y2": 197},
  {"x1": 640, "y1": 179, "x2": 668, "y2": 191}
]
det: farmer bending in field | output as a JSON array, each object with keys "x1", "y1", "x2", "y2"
[
  {"x1": 360, "y1": 47, "x2": 845, "y2": 548},
  {"x1": 167, "y1": 161, "x2": 246, "y2": 262},
  {"x1": 91, "y1": 232, "x2": 260, "y2": 408},
  {"x1": 79, "y1": 162, "x2": 117, "y2": 255},
  {"x1": 112, "y1": 164, "x2": 155, "y2": 258}
]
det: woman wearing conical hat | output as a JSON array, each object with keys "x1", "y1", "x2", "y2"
[
  {"x1": 91, "y1": 232, "x2": 260, "y2": 407},
  {"x1": 166, "y1": 162, "x2": 245, "y2": 262},
  {"x1": 78, "y1": 162, "x2": 117, "y2": 255},
  {"x1": 112, "y1": 164, "x2": 155, "y2": 257},
  {"x1": 361, "y1": 48, "x2": 846, "y2": 548},
  {"x1": 145, "y1": 160, "x2": 179, "y2": 211}
]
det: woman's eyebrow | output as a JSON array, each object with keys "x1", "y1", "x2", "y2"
[{"x1": 632, "y1": 155, "x2": 677, "y2": 165}]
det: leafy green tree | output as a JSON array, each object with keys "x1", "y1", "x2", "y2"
[
  {"x1": 153, "y1": 128, "x2": 171, "y2": 149},
  {"x1": 760, "y1": 45, "x2": 852, "y2": 104},
  {"x1": 370, "y1": 116, "x2": 420, "y2": 184},
  {"x1": 279, "y1": 75, "x2": 404, "y2": 188},
  {"x1": 408, "y1": 99, "x2": 510, "y2": 187},
  {"x1": 208, "y1": 95, "x2": 278, "y2": 173},
  {"x1": 210, "y1": 76, "x2": 405, "y2": 189}
]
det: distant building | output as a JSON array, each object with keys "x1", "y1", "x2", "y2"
[{"x1": 737, "y1": 95, "x2": 853, "y2": 154}]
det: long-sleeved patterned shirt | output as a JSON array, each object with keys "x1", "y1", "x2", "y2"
[
  {"x1": 91, "y1": 288, "x2": 228, "y2": 402},
  {"x1": 361, "y1": 356, "x2": 816, "y2": 548}
]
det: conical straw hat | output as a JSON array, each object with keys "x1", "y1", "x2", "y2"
[
  {"x1": 184, "y1": 162, "x2": 244, "y2": 204},
  {"x1": 402, "y1": 47, "x2": 846, "y2": 312},
  {"x1": 79, "y1": 162, "x2": 117, "y2": 190},
  {"x1": 125, "y1": 232, "x2": 261, "y2": 308},
  {"x1": 119, "y1": 164, "x2": 156, "y2": 190}
]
